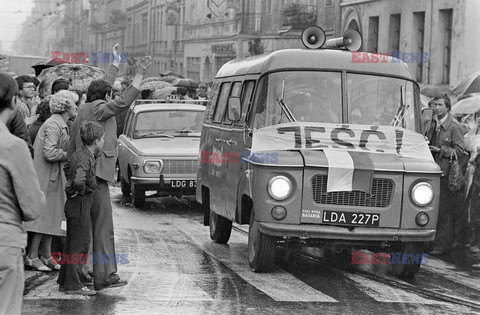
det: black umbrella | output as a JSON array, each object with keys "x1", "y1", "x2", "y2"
[{"x1": 32, "y1": 58, "x2": 69, "y2": 76}]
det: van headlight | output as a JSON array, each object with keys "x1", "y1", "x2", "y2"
[
  {"x1": 268, "y1": 176, "x2": 292, "y2": 201},
  {"x1": 143, "y1": 160, "x2": 163, "y2": 173},
  {"x1": 411, "y1": 182, "x2": 433, "y2": 207}
]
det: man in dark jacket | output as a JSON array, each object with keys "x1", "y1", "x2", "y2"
[
  {"x1": 429, "y1": 94, "x2": 466, "y2": 254},
  {"x1": 68, "y1": 46, "x2": 151, "y2": 290}
]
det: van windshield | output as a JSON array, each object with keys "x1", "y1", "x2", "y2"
[{"x1": 252, "y1": 71, "x2": 418, "y2": 130}]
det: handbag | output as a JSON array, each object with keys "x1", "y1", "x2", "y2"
[{"x1": 448, "y1": 150, "x2": 466, "y2": 191}]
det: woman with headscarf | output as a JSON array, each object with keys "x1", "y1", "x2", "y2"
[{"x1": 24, "y1": 90, "x2": 78, "y2": 271}]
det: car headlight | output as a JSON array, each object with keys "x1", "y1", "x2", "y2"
[
  {"x1": 143, "y1": 160, "x2": 162, "y2": 173},
  {"x1": 411, "y1": 182, "x2": 433, "y2": 207},
  {"x1": 268, "y1": 176, "x2": 292, "y2": 201}
]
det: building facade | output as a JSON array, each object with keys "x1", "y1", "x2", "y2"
[{"x1": 339, "y1": 0, "x2": 480, "y2": 87}]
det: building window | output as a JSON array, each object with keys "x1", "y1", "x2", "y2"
[
  {"x1": 412, "y1": 12, "x2": 425, "y2": 82},
  {"x1": 368, "y1": 16, "x2": 379, "y2": 53},
  {"x1": 142, "y1": 13, "x2": 148, "y2": 44},
  {"x1": 439, "y1": 9, "x2": 452, "y2": 84},
  {"x1": 388, "y1": 14, "x2": 401, "y2": 55},
  {"x1": 186, "y1": 57, "x2": 201, "y2": 82},
  {"x1": 266, "y1": 0, "x2": 272, "y2": 14}
]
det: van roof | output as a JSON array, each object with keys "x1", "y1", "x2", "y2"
[{"x1": 216, "y1": 49, "x2": 413, "y2": 80}]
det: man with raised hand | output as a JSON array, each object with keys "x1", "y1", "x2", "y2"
[{"x1": 68, "y1": 44, "x2": 151, "y2": 290}]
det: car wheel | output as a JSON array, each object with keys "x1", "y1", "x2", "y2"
[
  {"x1": 248, "y1": 210, "x2": 276, "y2": 272},
  {"x1": 120, "y1": 171, "x2": 131, "y2": 197},
  {"x1": 131, "y1": 182, "x2": 145, "y2": 207},
  {"x1": 391, "y1": 242, "x2": 424, "y2": 279},
  {"x1": 209, "y1": 210, "x2": 232, "y2": 244}
]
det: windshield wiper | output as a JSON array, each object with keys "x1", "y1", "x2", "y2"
[
  {"x1": 277, "y1": 80, "x2": 296, "y2": 122},
  {"x1": 137, "y1": 132, "x2": 174, "y2": 139},
  {"x1": 390, "y1": 85, "x2": 409, "y2": 127}
]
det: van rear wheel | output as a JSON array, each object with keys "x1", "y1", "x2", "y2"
[
  {"x1": 209, "y1": 210, "x2": 232, "y2": 244},
  {"x1": 391, "y1": 242, "x2": 424, "y2": 279},
  {"x1": 248, "y1": 211, "x2": 276, "y2": 272}
]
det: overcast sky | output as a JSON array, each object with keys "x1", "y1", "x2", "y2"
[{"x1": 0, "y1": 0, "x2": 33, "y2": 54}]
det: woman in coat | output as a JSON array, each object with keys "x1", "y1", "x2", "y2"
[{"x1": 24, "y1": 90, "x2": 78, "y2": 271}]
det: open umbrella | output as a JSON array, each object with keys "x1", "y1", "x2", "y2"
[
  {"x1": 32, "y1": 58, "x2": 70, "y2": 76},
  {"x1": 152, "y1": 86, "x2": 178, "y2": 99},
  {"x1": 142, "y1": 76, "x2": 163, "y2": 84},
  {"x1": 38, "y1": 64, "x2": 105, "y2": 92},
  {"x1": 159, "y1": 70, "x2": 184, "y2": 78},
  {"x1": 453, "y1": 71, "x2": 480, "y2": 96},
  {"x1": 451, "y1": 94, "x2": 480, "y2": 115},
  {"x1": 172, "y1": 78, "x2": 198, "y2": 88},
  {"x1": 140, "y1": 80, "x2": 172, "y2": 91},
  {"x1": 420, "y1": 84, "x2": 452, "y2": 98},
  {"x1": 158, "y1": 75, "x2": 178, "y2": 83}
]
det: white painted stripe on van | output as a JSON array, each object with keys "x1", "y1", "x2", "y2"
[
  {"x1": 323, "y1": 148, "x2": 354, "y2": 192},
  {"x1": 341, "y1": 272, "x2": 450, "y2": 305},
  {"x1": 196, "y1": 229, "x2": 338, "y2": 302}
]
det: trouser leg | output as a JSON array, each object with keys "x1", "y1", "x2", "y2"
[
  {"x1": 0, "y1": 246, "x2": 24, "y2": 315},
  {"x1": 58, "y1": 195, "x2": 93, "y2": 290},
  {"x1": 91, "y1": 178, "x2": 119, "y2": 290}
]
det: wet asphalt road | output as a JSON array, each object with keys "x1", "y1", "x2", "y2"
[{"x1": 21, "y1": 186, "x2": 480, "y2": 315}]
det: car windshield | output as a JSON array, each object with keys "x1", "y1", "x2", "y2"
[
  {"x1": 134, "y1": 110, "x2": 204, "y2": 138},
  {"x1": 252, "y1": 71, "x2": 418, "y2": 130}
]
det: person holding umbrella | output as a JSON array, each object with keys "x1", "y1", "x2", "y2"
[{"x1": 67, "y1": 44, "x2": 151, "y2": 291}]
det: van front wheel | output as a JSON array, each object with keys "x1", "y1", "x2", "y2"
[
  {"x1": 248, "y1": 211, "x2": 276, "y2": 272},
  {"x1": 209, "y1": 210, "x2": 232, "y2": 244}
]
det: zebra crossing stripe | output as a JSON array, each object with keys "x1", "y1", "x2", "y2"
[
  {"x1": 341, "y1": 272, "x2": 449, "y2": 305},
  {"x1": 200, "y1": 231, "x2": 338, "y2": 302}
]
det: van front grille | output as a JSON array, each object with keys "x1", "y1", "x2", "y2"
[{"x1": 311, "y1": 175, "x2": 393, "y2": 208}]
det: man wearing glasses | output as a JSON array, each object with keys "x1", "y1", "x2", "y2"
[{"x1": 15, "y1": 75, "x2": 39, "y2": 127}]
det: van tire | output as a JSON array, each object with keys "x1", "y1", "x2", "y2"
[
  {"x1": 131, "y1": 183, "x2": 145, "y2": 207},
  {"x1": 391, "y1": 242, "x2": 424, "y2": 279},
  {"x1": 209, "y1": 210, "x2": 232, "y2": 244},
  {"x1": 248, "y1": 210, "x2": 276, "y2": 272}
]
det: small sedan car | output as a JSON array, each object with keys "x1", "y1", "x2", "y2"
[{"x1": 118, "y1": 101, "x2": 205, "y2": 207}]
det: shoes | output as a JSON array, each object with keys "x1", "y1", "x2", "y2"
[
  {"x1": 95, "y1": 279, "x2": 128, "y2": 291},
  {"x1": 40, "y1": 257, "x2": 61, "y2": 271},
  {"x1": 64, "y1": 286, "x2": 96, "y2": 296},
  {"x1": 24, "y1": 256, "x2": 52, "y2": 272}
]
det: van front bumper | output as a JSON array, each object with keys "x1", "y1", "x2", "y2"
[{"x1": 258, "y1": 222, "x2": 436, "y2": 242}]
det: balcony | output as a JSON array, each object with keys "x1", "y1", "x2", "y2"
[{"x1": 282, "y1": 4, "x2": 317, "y2": 30}]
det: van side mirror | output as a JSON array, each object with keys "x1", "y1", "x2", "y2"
[
  {"x1": 421, "y1": 107, "x2": 434, "y2": 140},
  {"x1": 227, "y1": 97, "x2": 241, "y2": 122}
]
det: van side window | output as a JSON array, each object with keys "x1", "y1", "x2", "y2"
[
  {"x1": 251, "y1": 77, "x2": 268, "y2": 129},
  {"x1": 223, "y1": 81, "x2": 243, "y2": 124},
  {"x1": 240, "y1": 80, "x2": 255, "y2": 124},
  {"x1": 213, "y1": 82, "x2": 232, "y2": 123},
  {"x1": 205, "y1": 81, "x2": 220, "y2": 123}
]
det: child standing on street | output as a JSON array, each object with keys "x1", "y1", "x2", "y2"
[{"x1": 57, "y1": 121, "x2": 105, "y2": 296}]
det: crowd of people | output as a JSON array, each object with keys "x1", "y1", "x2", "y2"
[
  {"x1": 426, "y1": 94, "x2": 480, "y2": 258},
  {"x1": 0, "y1": 45, "x2": 152, "y2": 313}
]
